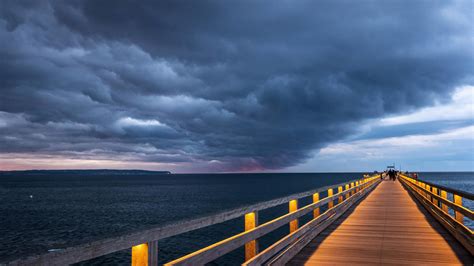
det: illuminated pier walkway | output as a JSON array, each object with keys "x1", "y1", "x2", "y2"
[
  {"x1": 288, "y1": 179, "x2": 472, "y2": 265},
  {"x1": 5, "y1": 174, "x2": 473, "y2": 265}
]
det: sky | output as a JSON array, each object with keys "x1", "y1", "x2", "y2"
[{"x1": 0, "y1": 0, "x2": 473, "y2": 173}]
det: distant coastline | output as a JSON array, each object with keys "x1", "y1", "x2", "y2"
[{"x1": 0, "y1": 169, "x2": 172, "y2": 175}]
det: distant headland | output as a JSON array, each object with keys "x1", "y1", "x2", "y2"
[{"x1": 0, "y1": 169, "x2": 172, "y2": 175}]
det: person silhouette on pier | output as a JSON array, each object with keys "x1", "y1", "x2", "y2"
[{"x1": 388, "y1": 169, "x2": 396, "y2": 181}]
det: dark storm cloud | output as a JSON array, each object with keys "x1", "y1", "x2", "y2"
[{"x1": 0, "y1": 0, "x2": 472, "y2": 170}]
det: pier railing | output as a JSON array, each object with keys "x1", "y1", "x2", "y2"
[
  {"x1": 165, "y1": 175, "x2": 381, "y2": 265},
  {"x1": 398, "y1": 174, "x2": 473, "y2": 255},
  {"x1": 5, "y1": 175, "x2": 380, "y2": 266}
]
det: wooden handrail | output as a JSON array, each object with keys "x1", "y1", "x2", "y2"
[
  {"x1": 407, "y1": 181, "x2": 474, "y2": 220},
  {"x1": 398, "y1": 174, "x2": 473, "y2": 255},
  {"x1": 399, "y1": 174, "x2": 474, "y2": 223},
  {"x1": 412, "y1": 178, "x2": 474, "y2": 200},
  {"x1": 4, "y1": 175, "x2": 378, "y2": 266},
  {"x1": 165, "y1": 176, "x2": 381, "y2": 265}
]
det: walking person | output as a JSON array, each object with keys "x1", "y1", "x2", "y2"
[{"x1": 389, "y1": 169, "x2": 395, "y2": 181}]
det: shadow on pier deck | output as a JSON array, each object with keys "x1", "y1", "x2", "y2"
[{"x1": 288, "y1": 180, "x2": 473, "y2": 265}]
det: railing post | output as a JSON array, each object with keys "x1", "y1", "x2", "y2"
[
  {"x1": 345, "y1": 184, "x2": 350, "y2": 199},
  {"x1": 132, "y1": 241, "x2": 158, "y2": 266},
  {"x1": 355, "y1": 181, "x2": 359, "y2": 192},
  {"x1": 289, "y1": 199, "x2": 298, "y2": 233},
  {"x1": 440, "y1": 190, "x2": 449, "y2": 213},
  {"x1": 244, "y1": 212, "x2": 259, "y2": 261},
  {"x1": 432, "y1": 187, "x2": 438, "y2": 206},
  {"x1": 338, "y1": 186, "x2": 343, "y2": 204},
  {"x1": 148, "y1": 240, "x2": 159, "y2": 266},
  {"x1": 426, "y1": 185, "x2": 431, "y2": 201},
  {"x1": 313, "y1": 193, "x2": 320, "y2": 218},
  {"x1": 328, "y1": 188, "x2": 334, "y2": 209},
  {"x1": 453, "y1": 195, "x2": 464, "y2": 224},
  {"x1": 350, "y1": 182, "x2": 355, "y2": 195}
]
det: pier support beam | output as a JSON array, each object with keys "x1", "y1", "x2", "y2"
[{"x1": 244, "y1": 212, "x2": 259, "y2": 261}]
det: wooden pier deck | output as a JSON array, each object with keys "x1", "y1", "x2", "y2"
[{"x1": 289, "y1": 179, "x2": 473, "y2": 265}]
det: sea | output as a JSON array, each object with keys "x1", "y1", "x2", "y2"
[{"x1": 0, "y1": 171, "x2": 472, "y2": 265}]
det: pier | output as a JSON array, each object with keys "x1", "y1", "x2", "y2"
[
  {"x1": 4, "y1": 174, "x2": 473, "y2": 265},
  {"x1": 288, "y1": 178, "x2": 472, "y2": 265}
]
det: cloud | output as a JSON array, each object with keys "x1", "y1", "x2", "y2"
[
  {"x1": 0, "y1": 1, "x2": 473, "y2": 171},
  {"x1": 290, "y1": 125, "x2": 474, "y2": 172},
  {"x1": 290, "y1": 86, "x2": 474, "y2": 172},
  {"x1": 117, "y1": 117, "x2": 167, "y2": 128},
  {"x1": 380, "y1": 86, "x2": 474, "y2": 126}
]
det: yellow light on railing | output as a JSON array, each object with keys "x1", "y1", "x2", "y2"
[
  {"x1": 453, "y1": 195, "x2": 464, "y2": 224},
  {"x1": 244, "y1": 212, "x2": 259, "y2": 260},
  {"x1": 426, "y1": 185, "x2": 431, "y2": 201},
  {"x1": 328, "y1": 189, "x2": 334, "y2": 208},
  {"x1": 432, "y1": 187, "x2": 438, "y2": 206},
  {"x1": 338, "y1": 186, "x2": 343, "y2": 204},
  {"x1": 132, "y1": 243, "x2": 148, "y2": 266},
  {"x1": 313, "y1": 193, "x2": 320, "y2": 218},
  {"x1": 289, "y1": 200, "x2": 298, "y2": 233},
  {"x1": 440, "y1": 190, "x2": 449, "y2": 213}
]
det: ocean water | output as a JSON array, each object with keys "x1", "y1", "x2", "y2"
[{"x1": 0, "y1": 171, "x2": 472, "y2": 265}]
